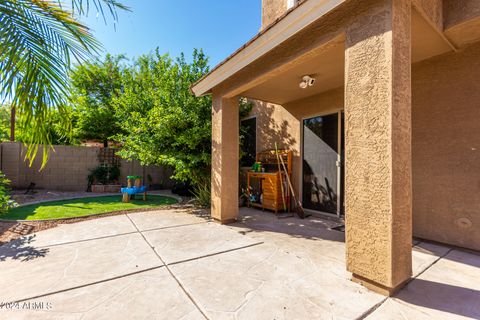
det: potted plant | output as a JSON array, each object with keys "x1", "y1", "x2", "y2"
[{"x1": 88, "y1": 165, "x2": 121, "y2": 193}]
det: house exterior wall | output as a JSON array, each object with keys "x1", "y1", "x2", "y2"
[
  {"x1": 412, "y1": 0, "x2": 443, "y2": 31},
  {"x1": 243, "y1": 40, "x2": 480, "y2": 252},
  {"x1": 242, "y1": 88, "x2": 343, "y2": 207},
  {"x1": 282, "y1": 88, "x2": 344, "y2": 199},
  {"x1": 443, "y1": 0, "x2": 480, "y2": 28},
  {"x1": 443, "y1": 0, "x2": 480, "y2": 48},
  {"x1": 261, "y1": 0, "x2": 288, "y2": 29},
  {"x1": 412, "y1": 41, "x2": 480, "y2": 251},
  {"x1": 211, "y1": 95, "x2": 240, "y2": 223},
  {"x1": 344, "y1": 0, "x2": 412, "y2": 291},
  {"x1": 197, "y1": 0, "x2": 480, "y2": 296}
]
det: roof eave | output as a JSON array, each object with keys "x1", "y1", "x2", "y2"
[{"x1": 190, "y1": 0, "x2": 346, "y2": 97}]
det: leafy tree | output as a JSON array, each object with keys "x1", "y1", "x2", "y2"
[
  {"x1": 0, "y1": 0, "x2": 127, "y2": 165},
  {"x1": 0, "y1": 105, "x2": 11, "y2": 142},
  {"x1": 17, "y1": 106, "x2": 78, "y2": 145},
  {"x1": 70, "y1": 54, "x2": 126, "y2": 147},
  {"x1": 0, "y1": 104, "x2": 77, "y2": 145},
  {"x1": 114, "y1": 49, "x2": 212, "y2": 184}
]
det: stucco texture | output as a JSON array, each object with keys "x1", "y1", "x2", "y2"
[
  {"x1": 343, "y1": 0, "x2": 412, "y2": 290},
  {"x1": 261, "y1": 0, "x2": 288, "y2": 29},
  {"x1": 211, "y1": 94, "x2": 239, "y2": 223},
  {"x1": 412, "y1": 0, "x2": 443, "y2": 31},
  {"x1": 241, "y1": 88, "x2": 344, "y2": 203},
  {"x1": 412, "y1": 42, "x2": 480, "y2": 251},
  {"x1": 443, "y1": 0, "x2": 480, "y2": 29},
  {"x1": 443, "y1": 0, "x2": 480, "y2": 48},
  {"x1": 212, "y1": 0, "x2": 480, "y2": 295},
  {"x1": 247, "y1": 39, "x2": 480, "y2": 254}
]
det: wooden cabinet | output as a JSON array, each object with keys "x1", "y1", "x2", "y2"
[{"x1": 246, "y1": 150, "x2": 292, "y2": 213}]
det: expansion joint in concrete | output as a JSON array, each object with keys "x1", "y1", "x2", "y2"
[
  {"x1": 12, "y1": 265, "x2": 165, "y2": 304},
  {"x1": 34, "y1": 216, "x2": 210, "y2": 249},
  {"x1": 356, "y1": 247, "x2": 454, "y2": 319},
  {"x1": 167, "y1": 242, "x2": 264, "y2": 266},
  {"x1": 9, "y1": 212, "x2": 261, "y2": 317},
  {"x1": 125, "y1": 213, "x2": 210, "y2": 320}
]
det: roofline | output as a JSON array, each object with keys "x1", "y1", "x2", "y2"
[{"x1": 191, "y1": 0, "x2": 347, "y2": 97}]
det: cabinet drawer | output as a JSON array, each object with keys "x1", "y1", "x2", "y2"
[
  {"x1": 262, "y1": 179, "x2": 281, "y2": 190},
  {"x1": 262, "y1": 193, "x2": 276, "y2": 201},
  {"x1": 262, "y1": 198, "x2": 277, "y2": 208}
]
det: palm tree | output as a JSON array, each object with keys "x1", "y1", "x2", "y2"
[{"x1": 0, "y1": 0, "x2": 127, "y2": 166}]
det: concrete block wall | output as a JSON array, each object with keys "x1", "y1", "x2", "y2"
[
  {"x1": 0, "y1": 142, "x2": 173, "y2": 191},
  {"x1": 0, "y1": 142, "x2": 23, "y2": 187},
  {"x1": 119, "y1": 158, "x2": 174, "y2": 189}
]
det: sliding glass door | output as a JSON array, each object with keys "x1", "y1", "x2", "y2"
[{"x1": 302, "y1": 112, "x2": 344, "y2": 216}]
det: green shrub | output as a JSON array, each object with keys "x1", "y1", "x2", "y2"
[
  {"x1": 192, "y1": 179, "x2": 211, "y2": 208},
  {"x1": 0, "y1": 172, "x2": 16, "y2": 213},
  {"x1": 88, "y1": 165, "x2": 121, "y2": 185}
]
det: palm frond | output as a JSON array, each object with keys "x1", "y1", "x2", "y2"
[
  {"x1": 70, "y1": 0, "x2": 130, "y2": 23},
  {"x1": 0, "y1": 0, "x2": 127, "y2": 167}
]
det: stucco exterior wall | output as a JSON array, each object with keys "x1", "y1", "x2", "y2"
[
  {"x1": 412, "y1": 41, "x2": 480, "y2": 251},
  {"x1": 443, "y1": 0, "x2": 480, "y2": 29},
  {"x1": 261, "y1": 0, "x2": 288, "y2": 29},
  {"x1": 211, "y1": 94, "x2": 239, "y2": 223},
  {"x1": 443, "y1": 0, "x2": 480, "y2": 48},
  {"x1": 283, "y1": 88, "x2": 344, "y2": 198},
  {"x1": 242, "y1": 88, "x2": 344, "y2": 201},
  {"x1": 245, "y1": 39, "x2": 480, "y2": 253},
  {"x1": 207, "y1": 0, "x2": 480, "y2": 295},
  {"x1": 343, "y1": 0, "x2": 412, "y2": 291},
  {"x1": 412, "y1": 0, "x2": 443, "y2": 31}
]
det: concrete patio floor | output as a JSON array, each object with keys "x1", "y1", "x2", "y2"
[{"x1": 0, "y1": 207, "x2": 478, "y2": 319}]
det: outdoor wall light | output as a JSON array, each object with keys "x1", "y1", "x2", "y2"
[{"x1": 299, "y1": 75, "x2": 316, "y2": 89}]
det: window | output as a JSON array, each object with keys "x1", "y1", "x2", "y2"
[{"x1": 240, "y1": 117, "x2": 257, "y2": 167}]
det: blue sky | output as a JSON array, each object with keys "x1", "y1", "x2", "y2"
[{"x1": 82, "y1": 0, "x2": 261, "y2": 67}]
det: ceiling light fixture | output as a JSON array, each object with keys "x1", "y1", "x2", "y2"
[{"x1": 299, "y1": 75, "x2": 316, "y2": 89}]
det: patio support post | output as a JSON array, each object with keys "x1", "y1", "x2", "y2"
[
  {"x1": 211, "y1": 93, "x2": 239, "y2": 223},
  {"x1": 344, "y1": 0, "x2": 412, "y2": 295}
]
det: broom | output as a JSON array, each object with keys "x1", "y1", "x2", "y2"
[
  {"x1": 276, "y1": 145, "x2": 305, "y2": 219},
  {"x1": 275, "y1": 143, "x2": 291, "y2": 217}
]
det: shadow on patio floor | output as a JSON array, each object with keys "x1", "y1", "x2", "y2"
[
  {"x1": 0, "y1": 235, "x2": 49, "y2": 262},
  {"x1": 229, "y1": 207, "x2": 345, "y2": 243},
  {"x1": 395, "y1": 278, "x2": 480, "y2": 319}
]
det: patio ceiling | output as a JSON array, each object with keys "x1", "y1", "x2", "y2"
[
  {"x1": 239, "y1": 8, "x2": 453, "y2": 106},
  {"x1": 241, "y1": 36, "x2": 345, "y2": 105},
  {"x1": 411, "y1": 8, "x2": 453, "y2": 64}
]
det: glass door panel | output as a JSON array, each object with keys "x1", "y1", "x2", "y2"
[{"x1": 302, "y1": 113, "x2": 339, "y2": 215}]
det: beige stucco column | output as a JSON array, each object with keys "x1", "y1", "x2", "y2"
[
  {"x1": 344, "y1": 0, "x2": 412, "y2": 295},
  {"x1": 211, "y1": 93, "x2": 239, "y2": 223}
]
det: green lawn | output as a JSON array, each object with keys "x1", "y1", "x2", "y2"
[{"x1": 1, "y1": 195, "x2": 178, "y2": 221}]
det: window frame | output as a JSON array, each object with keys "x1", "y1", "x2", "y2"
[{"x1": 240, "y1": 116, "x2": 257, "y2": 168}]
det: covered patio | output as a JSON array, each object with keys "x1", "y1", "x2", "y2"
[
  {"x1": 192, "y1": 0, "x2": 458, "y2": 295},
  {"x1": 0, "y1": 207, "x2": 478, "y2": 319}
]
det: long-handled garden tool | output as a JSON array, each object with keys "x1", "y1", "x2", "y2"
[
  {"x1": 276, "y1": 144, "x2": 306, "y2": 219},
  {"x1": 275, "y1": 143, "x2": 292, "y2": 218},
  {"x1": 275, "y1": 143, "x2": 287, "y2": 211}
]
